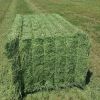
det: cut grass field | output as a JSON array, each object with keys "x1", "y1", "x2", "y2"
[{"x1": 0, "y1": 0, "x2": 100, "y2": 100}]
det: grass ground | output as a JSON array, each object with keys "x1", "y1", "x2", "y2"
[{"x1": 0, "y1": 0, "x2": 100, "y2": 100}]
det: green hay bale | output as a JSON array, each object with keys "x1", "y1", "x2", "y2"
[{"x1": 5, "y1": 14, "x2": 90, "y2": 97}]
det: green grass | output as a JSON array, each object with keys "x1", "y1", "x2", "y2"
[
  {"x1": 0, "y1": 0, "x2": 100, "y2": 100},
  {"x1": 25, "y1": 86, "x2": 100, "y2": 100}
]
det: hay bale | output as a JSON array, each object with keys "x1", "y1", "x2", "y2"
[{"x1": 6, "y1": 14, "x2": 90, "y2": 96}]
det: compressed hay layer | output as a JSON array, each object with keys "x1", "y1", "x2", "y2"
[{"x1": 6, "y1": 14, "x2": 90, "y2": 95}]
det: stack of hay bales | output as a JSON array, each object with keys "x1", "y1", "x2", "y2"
[{"x1": 6, "y1": 14, "x2": 90, "y2": 98}]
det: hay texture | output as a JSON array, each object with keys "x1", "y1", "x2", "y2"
[{"x1": 6, "y1": 14, "x2": 90, "y2": 96}]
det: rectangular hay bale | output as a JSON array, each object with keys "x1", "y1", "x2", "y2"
[{"x1": 6, "y1": 14, "x2": 90, "y2": 97}]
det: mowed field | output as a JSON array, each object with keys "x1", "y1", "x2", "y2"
[{"x1": 0, "y1": 0, "x2": 100, "y2": 100}]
